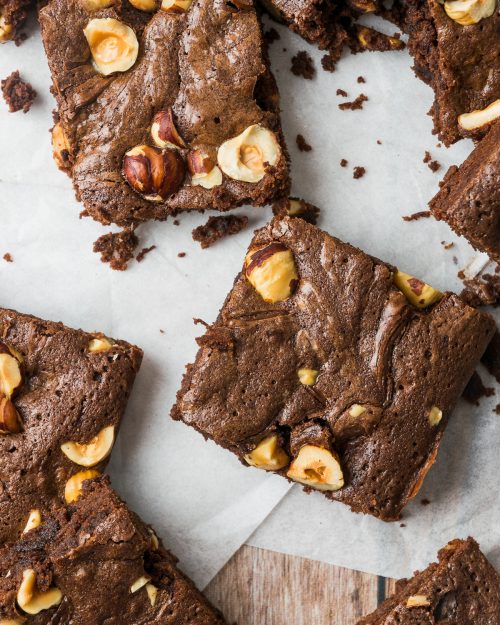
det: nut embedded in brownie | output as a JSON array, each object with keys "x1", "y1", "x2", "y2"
[{"x1": 172, "y1": 217, "x2": 495, "y2": 521}]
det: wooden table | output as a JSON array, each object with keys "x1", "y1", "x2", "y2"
[{"x1": 206, "y1": 545, "x2": 397, "y2": 624}]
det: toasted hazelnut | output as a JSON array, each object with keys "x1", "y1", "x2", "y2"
[
  {"x1": 22, "y1": 509, "x2": 42, "y2": 534},
  {"x1": 0, "y1": 395, "x2": 22, "y2": 434},
  {"x1": 81, "y1": 0, "x2": 115, "y2": 9},
  {"x1": 149, "y1": 528, "x2": 160, "y2": 550},
  {"x1": 349, "y1": 404, "x2": 366, "y2": 418},
  {"x1": 129, "y1": 0, "x2": 158, "y2": 10},
  {"x1": 393, "y1": 271, "x2": 443, "y2": 309},
  {"x1": 428, "y1": 406, "x2": 442, "y2": 426},
  {"x1": 88, "y1": 336, "x2": 113, "y2": 352},
  {"x1": 151, "y1": 109, "x2": 186, "y2": 150},
  {"x1": 347, "y1": 0, "x2": 376, "y2": 11},
  {"x1": 458, "y1": 99, "x2": 500, "y2": 131},
  {"x1": 217, "y1": 125, "x2": 281, "y2": 183},
  {"x1": 161, "y1": 0, "x2": 192, "y2": 11},
  {"x1": 64, "y1": 469, "x2": 100, "y2": 503},
  {"x1": 0, "y1": 349, "x2": 22, "y2": 399},
  {"x1": 287, "y1": 199, "x2": 304, "y2": 216},
  {"x1": 406, "y1": 595, "x2": 431, "y2": 608},
  {"x1": 444, "y1": 0, "x2": 495, "y2": 24},
  {"x1": 297, "y1": 368, "x2": 318, "y2": 386},
  {"x1": 244, "y1": 435, "x2": 289, "y2": 471},
  {"x1": 17, "y1": 569, "x2": 62, "y2": 615},
  {"x1": 0, "y1": 12, "x2": 13, "y2": 43},
  {"x1": 146, "y1": 583, "x2": 158, "y2": 606},
  {"x1": 123, "y1": 144, "x2": 185, "y2": 201},
  {"x1": 245, "y1": 243, "x2": 298, "y2": 303},
  {"x1": 83, "y1": 18, "x2": 139, "y2": 76},
  {"x1": 188, "y1": 150, "x2": 223, "y2": 189},
  {"x1": 130, "y1": 575, "x2": 151, "y2": 593},
  {"x1": 287, "y1": 445, "x2": 344, "y2": 491},
  {"x1": 61, "y1": 425, "x2": 115, "y2": 467},
  {"x1": 51, "y1": 123, "x2": 71, "y2": 171}
]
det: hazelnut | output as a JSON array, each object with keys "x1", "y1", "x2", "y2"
[
  {"x1": 130, "y1": 575, "x2": 151, "y2": 593},
  {"x1": 245, "y1": 243, "x2": 298, "y2": 303},
  {"x1": 444, "y1": 0, "x2": 495, "y2": 24},
  {"x1": 123, "y1": 144, "x2": 185, "y2": 201},
  {"x1": 297, "y1": 368, "x2": 318, "y2": 386},
  {"x1": 0, "y1": 395, "x2": 22, "y2": 434},
  {"x1": 88, "y1": 336, "x2": 113, "y2": 352},
  {"x1": 151, "y1": 109, "x2": 186, "y2": 149},
  {"x1": 244, "y1": 435, "x2": 289, "y2": 471},
  {"x1": 458, "y1": 99, "x2": 500, "y2": 131},
  {"x1": 129, "y1": 0, "x2": 158, "y2": 10},
  {"x1": 287, "y1": 199, "x2": 305, "y2": 216},
  {"x1": 146, "y1": 584, "x2": 158, "y2": 606},
  {"x1": 347, "y1": 0, "x2": 376, "y2": 11},
  {"x1": 217, "y1": 124, "x2": 281, "y2": 183},
  {"x1": 357, "y1": 26, "x2": 403, "y2": 50},
  {"x1": 149, "y1": 528, "x2": 160, "y2": 550},
  {"x1": 0, "y1": 12, "x2": 13, "y2": 42},
  {"x1": 161, "y1": 0, "x2": 193, "y2": 11},
  {"x1": 81, "y1": 0, "x2": 115, "y2": 9},
  {"x1": 83, "y1": 18, "x2": 139, "y2": 76},
  {"x1": 393, "y1": 271, "x2": 443, "y2": 309},
  {"x1": 286, "y1": 445, "x2": 344, "y2": 491},
  {"x1": 17, "y1": 569, "x2": 62, "y2": 615},
  {"x1": 406, "y1": 595, "x2": 431, "y2": 608},
  {"x1": 188, "y1": 150, "x2": 223, "y2": 189},
  {"x1": 0, "y1": 345, "x2": 23, "y2": 399},
  {"x1": 51, "y1": 123, "x2": 71, "y2": 171},
  {"x1": 428, "y1": 406, "x2": 442, "y2": 426},
  {"x1": 22, "y1": 509, "x2": 42, "y2": 534},
  {"x1": 349, "y1": 404, "x2": 366, "y2": 418},
  {"x1": 61, "y1": 425, "x2": 115, "y2": 467},
  {"x1": 64, "y1": 469, "x2": 100, "y2": 503}
]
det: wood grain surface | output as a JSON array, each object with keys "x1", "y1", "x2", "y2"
[{"x1": 206, "y1": 545, "x2": 397, "y2": 624}]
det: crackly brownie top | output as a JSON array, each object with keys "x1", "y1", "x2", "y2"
[
  {"x1": 0, "y1": 307, "x2": 142, "y2": 544},
  {"x1": 39, "y1": 0, "x2": 289, "y2": 227},
  {"x1": 0, "y1": 477, "x2": 226, "y2": 624},
  {"x1": 357, "y1": 538, "x2": 500, "y2": 624},
  {"x1": 173, "y1": 217, "x2": 495, "y2": 520}
]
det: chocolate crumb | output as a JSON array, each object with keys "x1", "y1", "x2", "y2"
[
  {"x1": 495, "y1": 404, "x2": 500, "y2": 415},
  {"x1": 264, "y1": 27, "x2": 280, "y2": 45},
  {"x1": 336, "y1": 88, "x2": 348, "y2": 97},
  {"x1": 423, "y1": 150, "x2": 440, "y2": 172},
  {"x1": 291, "y1": 51, "x2": 315, "y2": 79},
  {"x1": 338, "y1": 94, "x2": 368, "y2": 111},
  {"x1": 357, "y1": 76, "x2": 366, "y2": 83},
  {"x1": 353, "y1": 166, "x2": 366, "y2": 179},
  {"x1": 400, "y1": 523, "x2": 406, "y2": 527},
  {"x1": 421, "y1": 498, "x2": 431, "y2": 506},
  {"x1": 136, "y1": 245, "x2": 156, "y2": 262},
  {"x1": 160, "y1": 329, "x2": 165, "y2": 334},
  {"x1": 93, "y1": 229, "x2": 138, "y2": 271},
  {"x1": 376, "y1": 139, "x2": 382, "y2": 145},
  {"x1": 296, "y1": 134, "x2": 312, "y2": 152},
  {"x1": 173, "y1": 219, "x2": 180, "y2": 226},
  {"x1": 321, "y1": 52, "x2": 336, "y2": 73},
  {"x1": 441, "y1": 241, "x2": 454, "y2": 250},
  {"x1": 3, "y1": 253, "x2": 13, "y2": 262},
  {"x1": 272, "y1": 197, "x2": 320, "y2": 225},
  {"x1": 463, "y1": 371, "x2": 495, "y2": 406},
  {"x1": 453, "y1": 256, "x2": 458, "y2": 265},
  {"x1": 402, "y1": 210, "x2": 431, "y2": 222},
  {"x1": 192, "y1": 215, "x2": 248, "y2": 249},
  {"x1": 1, "y1": 71, "x2": 36, "y2": 113},
  {"x1": 340, "y1": 159, "x2": 348, "y2": 168},
  {"x1": 178, "y1": 252, "x2": 186, "y2": 258}
]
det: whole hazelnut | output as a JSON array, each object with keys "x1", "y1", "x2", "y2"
[{"x1": 245, "y1": 242, "x2": 298, "y2": 303}]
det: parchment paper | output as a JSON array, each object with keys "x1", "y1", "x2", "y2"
[{"x1": 0, "y1": 11, "x2": 498, "y2": 589}]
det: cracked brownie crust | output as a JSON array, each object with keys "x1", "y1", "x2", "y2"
[{"x1": 172, "y1": 217, "x2": 495, "y2": 520}]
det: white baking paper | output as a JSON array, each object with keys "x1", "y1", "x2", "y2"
[{"x1": 0, "y1": 11, "x2": 498, "y2": 589}]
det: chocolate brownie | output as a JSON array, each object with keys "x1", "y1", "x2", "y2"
[
  {"x1": 0, "y1": 477, "x2": 226, "y2": 624},
  {"x1": 39, "y1": 0, "x2": 289, "y2": 228},
  {"x1": 357, "y1": 538, "x2": 500, "y2": 624},
  {"x1": 172, "y1": 217, "x2": 495, "y2": 521},
  {"x1": 390, "y1": 0, "x2": 499, "y2": 145},
  {"x1": 430, "y1": 123, "x2": 499, "y2": 263},
  {"x1": 0, "y1": 307, "x2": 142, "y2": 544}
]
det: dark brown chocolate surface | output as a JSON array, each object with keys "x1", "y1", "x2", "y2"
[
  {"x1": 0, "y1": 307, "x2": 142, "y2": 544},
  {"x1": 172, "y1": 217, "x2": 495, "y2": 520},
  {"x1": 0, "y1": 477, "x2": 226, "y2": 624},
  {"x1": 357, "y1": 538, "x2": 500, "y2": 624}
]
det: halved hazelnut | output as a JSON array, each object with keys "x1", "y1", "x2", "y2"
[
  {"x1": 0, "y1": 347, "x2": 22, "y2": 399},
  {"x1": 406, "y1": 595, "x2": 431, "y2": 608},
  {"x1": 151, "y1": 109, "x2": 186, "y2": 150},
  {"x1": 146, "y1": 583, "x2": 158, "y2": 606},
  {"x1": 81, "y1": 0, "x2": 115, "y2": 9},
  {"x1": 51, "y1": 123, "x2": 71, "y2": 171},
  {"x1": 129, "y1": 0, "x2": 158, "y2": 11},
  {"x1": 130, "y1": 575, "x2": 151, "y2": 593},
  {"x1": 22, "y1": 509, "x2": 42, "y2": 534},
  {"x1": 0, "y1": 12, "x2": 13, "y2": 43},
  {"x1": 217, "y1": 124, "x2": 281, "y2": 183},
  {"x1": 0, "y1": 395, "x2": 22, "y2": 434},
  {"x1": 161, "y1": 0, "x2": 193, "y2": 11},
  {"x1": 244, "y1": 435, "x2": 289, "y2": 471},
  {"x1": 458, "y1": 99, "x2": 500, "y2": 131},
  {"x1": 297, "y1": 368, "x2": 318, "y2": 386},
  {"x1": 17, "y1": 569, "x2": 62, "y2": 615},
  {"x1": 64, "y1": 469, "x2": 100, "y2": 503},
  {"x1": 393, "y1": 271, "x2": 443, "y2": 309},
  {"x1": 187, "y1": 150, "x2": 223, "y2": 189},
  {"x1": 61, "y1": 425, "x2": 115, "y2": 467},
  {"x1": 287, "y1": 445, "x2": 344, "y2": 491},
  {"x1": 428, "y1": 406, "x2": 442, "y2": 426},
  {"x1": 123, "y1": 144, "x2": 186, "y2": 201},
  {"x1": 444, "y1": 0, "x2": 495, "y2": 24},
  {"x1": 88, "y1": 336, "x2": 113, "y2": 353},
  {"x1": 83, "y1": 18, "x2": 139, "y2": 76},
  {"x1": 245, "y1": 243, "x2": 298, "y2": 303}
]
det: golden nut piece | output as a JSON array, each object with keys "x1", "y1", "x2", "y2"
[
  {"x1": 297, "y1": 368, "x2": 318, "y2": 386},
  {"x1": 244, "y1": 435, "x2": 289, "y2": 471},
  {"x1": 444, "y1": 0, "x2": 496, "y2": 24},
  {"x1": 393, "y1": 270, "x2": 443, "y2": 309},
  {"x1": 217, "y1": 124, "x2": 281, "y2": 183},
  {"x1": 151, "y1": 109, "x2": 186, "y2": 150},
  {"x1": 123, "y1": 144, "x2": 186, "y2": 201},
  {"x1": 406, "y1": 595, "x2": 431, "y2": 608},
  {"x1": 61, "y1": 425, "x2": 115, "y2": 467},
  {"x1": 287, "y1": 445, "x2": 344, "y2": 491},
  {"x1": 83, "y1": 18, "x2": 139, "y2": 76},
  {"x1": 146, "y1": 583, "x2": 158, "y2": 606},
  {"x1": 187, "y1": 150, "x2": 223, "y2": 189},
  {"x1": 129, "y1": 0, "x2": 158, "y2": 11},
  {"x1": 0, "y1": 395, "x2": 22, "y2": 434},
  {"x1": 458, "y1": 99, "x2": 500, "y2": 131},
  {"x1": 349, "y1": 404, "x2": 366, "y2": 418},
  {"x1": 88, "y1": 336, "x2": 113, "y2": 352},
  {"x1": 51, "y1": 123, "x2": 71, "y2": 171},
  {"x1": 130, "y1": 575, "x2": 151, "y2": 593},
  {"x1": 17, "y1": 569, "x2": 62, "y2": 615},
  {"x1": 0, "y1": 12, "x2": 13, "y2": 43},
  {"x1": 22, "y1": 509, "x2": 42, "y2": 534},
  {"x1": 64, "y1": 469, "x2": 100, "y2": 503},
  {"x1": 0, "y1": 344, "x2": 23, "y2": 399},
  {"x1": 80, "y1": 0, "x2": 115, "y2": 9},
  {"x1": 161, "y1": 0, "x2": 193, "y2": 11},
  {"x1": 245, "y1": 243, "x2": 298, "y2": 303},
  {"x1": 428, "y1": 406, "x2": 443, "y2": 426}
]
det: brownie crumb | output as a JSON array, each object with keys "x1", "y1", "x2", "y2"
[
  {"x1": 357, "y1": 76, "x2": 366, "y2": 83},
  {"x1": 173, "y1": 219, "x2": 180, "y2": 226},
  {"x1": 136, "y1": 245, "x2": 156, "y2": 262},
  {"x1": 400, "y1": 523, "x2": 406, "y2": 527},
  {"x1": 453, "y1": 256, "x2": 458, "y2": 265},
  {"x1": 321, "y1": 52, "x2": 336, "y2": 73},
  {"x1": 160, "y1": 329, "x2": 165, "y2": 334},
  {"x1": 482, "y1": 331, "x2": 500, "y2": 383},
  {"x1": 495, "y1": 404, "x2": 500, "y2": 415},
  {"x1": 336, "y1": 88, "x2": 348, "y2": 97},
  {"x1": 338, "y1": 94, "x2": 368, "y2": 111},
  {"x1": 402, "y1": 210, "x2": 431, "y2": 222},
  {"x1": 93, "y1": 229, "x2": 138, "y2": 271},
  {"x1": 376, "y1": 139, "x2": 382, "y2": 145},
  {"x1": 353, "y1": 166, "x2": 366, "y2": 179},
  {"x1": 441, "y1": 241, "x2": 454, "y2": 250},
  {"x1": 296, "y1": 134, "x2": 312, "y2": 152},
  {"x1": 340, "y1": 159, "x2": 348, "y2": 168},
  {"x1": 192, "y1": 215, "x2": 248, "y2": 249},
  {"x1": 272, "y1": 197, "x2": 320, "y2": 225},
  {"x1": 423, "y1": 150, "x2": 441, "y2": 172},
  {"x1": 291, "y1": 51, "x2": 315, "y2": 79},
  {"x1": 460, "y1": 272, "x2": 500, "y2": 307},
  {"x1": 421, "y1": 498, "x2": 431, "y2": 506},
  {"x1": 1, "y1": 71, "x2": 36, "y2": 113},
  {"x1": 178, "y1": 252, "x2": 186, "y2": 258},
  {"x1": 3, "y1": 253, "x2": 13, "y2": 262},
  {"x1": 264, "y1": 27, "x2": 280, "y2": 45},
  {"x1": 463, "y1": 371, "x2": 495, "y2": 405}
]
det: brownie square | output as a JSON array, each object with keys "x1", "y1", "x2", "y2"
[
  {"x1": 357, "y1": 538, "x2": 500, "y2": 624},
  {"x1": 38, "y1": 0, "x2": 289, "y2": 228},
  {"x1": 430, "y1": 123, "x2": 500, "y2": 263},
  {"x1": 0, "y1": 307, "x2": 142, "y2": 543},
  {"x1": 0, "y1": 476, "x2": 226, "y2": 624},
  {"x1": 172, "y1": 217, "x2": 495, "y2": 521}
]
